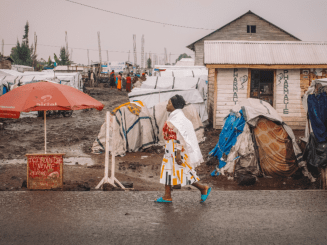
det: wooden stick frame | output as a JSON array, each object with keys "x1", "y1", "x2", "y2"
[{"x1": 95, "y1": 111, "x2": 130, "y2": 190}]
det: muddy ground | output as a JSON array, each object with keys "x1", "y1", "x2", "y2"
[{"x1": 0, "y1": 87, "x2": 323, "y2": 191}]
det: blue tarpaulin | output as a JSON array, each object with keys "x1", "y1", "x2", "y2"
[
  {"x1": 209, "y1": 110, "x2": 246, "y2": 169},
  {"x1": 307, "y1": 93, "x2": 327, "y2": 142},
  {"x1": 2, "y1": 85, "x2": 8, "y2": 95}
]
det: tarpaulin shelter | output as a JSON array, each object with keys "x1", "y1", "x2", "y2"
[
  {"x1": 92, "y1": 101, "x2": 157, "y2": 156},
  {"x1": 209, "y1": 98, "x2": 315, "y2": 182},
  {"x1": 92, "y1": 100, "x2": 205, "y2": 156},
  {"x1": 128, "y1": 87, "x2": 208, "y2": 122},
  {"x1": 0, "y1": 69, "x2": 83, "y2": 94},
  {"x1": 302, "y1": 78, "x2": 327, "y2": 169}
]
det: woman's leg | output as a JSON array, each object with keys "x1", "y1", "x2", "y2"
[
  {"x1": 162, "y1": 184, "x2": 172, "y2": 201},
  {"x1": 192, "y1": 182, "x2": 209, "y2": 195}
]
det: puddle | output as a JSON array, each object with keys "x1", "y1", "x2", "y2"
[{"x1": 0, "y1": 157, "x2": 95, "y2": 166}]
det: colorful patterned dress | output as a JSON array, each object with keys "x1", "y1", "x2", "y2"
[{"x1": 159, "y1": 121, "x2": 200, "y2": 186}]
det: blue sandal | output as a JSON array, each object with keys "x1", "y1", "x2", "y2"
[
  {"x1": 200, "y1": 187, "x2": 212, "y2": 203},
  {"x1": 154, "y1": 197, "x2": 172, "y2": 203}
]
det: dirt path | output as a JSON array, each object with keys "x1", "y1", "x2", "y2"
[{"x1": 0, "y1": 87, "x2": 322, "y2": 191}]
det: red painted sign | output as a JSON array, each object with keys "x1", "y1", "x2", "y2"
[{"x1": 26, "y1": 154, "x2": 64, "y2": 189}]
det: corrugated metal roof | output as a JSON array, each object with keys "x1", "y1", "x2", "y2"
[{"x1": 204, "y1": 41, "x2": 327, "y2": 64}]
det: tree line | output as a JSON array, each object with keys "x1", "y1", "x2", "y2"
[
  {"x1": 7, "y1": 22, "x2": 192, "y2": 70},
  {"x1": 9, "y1": 22, "x2": 71, "y2": 70}
]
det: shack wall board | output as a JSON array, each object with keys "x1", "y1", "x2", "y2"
[
  {"x1": 215, "y1": 68, "x2": 248, "y2": 128},
  {"x1": 194, "y1": 13, "x2": 299, "y2": 66},
  {"x1": 207, "y1": 68, "x2": 215, "y2": 123},
  {"x1": 275, "y1": 69, "x2": 306, "y2": 129},
  {"x1": 213, "y1": 68, "x2": 319, "y2": 130}
]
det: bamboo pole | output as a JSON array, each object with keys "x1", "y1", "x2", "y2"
[
  {"x1": 105, "y1": 111, "x2": 110, "y2": 179},
  {"x1": 111, "y1": 117, "x2": 115, "y2": 181},
  {"x1": 111, "y1": 115, "x2": 125, "y2": 189}
]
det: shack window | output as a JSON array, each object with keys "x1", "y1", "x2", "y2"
[
  {"x1": 250, "y1": 70, "x2": 274, "y2": 106},
  {"x1": 247, "y1": 25, "x2": 256, "y2": 33}
]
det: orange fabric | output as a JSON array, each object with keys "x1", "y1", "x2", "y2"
[
  {"x1": 253, "y1": 117, "x2": 298, "y2": 177},
  {"x1": 117, "y1": 75, "x2": 122, "y2": 90}
]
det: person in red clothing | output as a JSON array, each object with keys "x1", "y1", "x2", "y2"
[{"x1": 126, "y1": 73, "x2": 132, "y2": 92}]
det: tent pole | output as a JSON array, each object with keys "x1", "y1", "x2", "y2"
[
  {"x1": 105, "y1": 111, "x2": 110, "y2": 181},
  {"x1": 44, "y1": 110, "x2": 47, "y2": 154},
  {"x1": 111, "y1": 114, "x2": 125, "y2": 189}
]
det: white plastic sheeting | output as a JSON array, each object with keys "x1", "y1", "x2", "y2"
[
  {"x1": 218, "y1": 98, "x2": 315, "y2": 182},
  {"x1": 0, "y1": 69, "x2": 83, "y2": 94},
  {"x1": 128, "y1": 88, "x2": 208, "y2": 122},
  {"x1": 140, "y1": 76, "x2": 207, "y2": 98}
]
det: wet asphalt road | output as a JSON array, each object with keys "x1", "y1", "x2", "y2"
[{"x1": 0, "y1": 190, "x2": 326, "y2": 245}]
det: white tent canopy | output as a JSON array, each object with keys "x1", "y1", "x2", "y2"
[
  {"x1": 128, "y1": 88, "x2": 208, "y2": 122},
  {"x1": 0, "y1": 69, "x2": 83, "y2": 93}
]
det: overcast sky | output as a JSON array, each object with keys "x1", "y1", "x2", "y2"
[{"x1": 1, "y1": 0, "x2": 326, "y2": 65}]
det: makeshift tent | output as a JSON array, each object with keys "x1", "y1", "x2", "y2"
[
  {"x1": 209, "y1": 98, "x2": 315, "y2": 183},
  {"x1": 140, "y1": 76, "x2": 207, "y2": 99},
  {"x1": 149, "y1": 100, "x2": 205, "y2": 146},
  {"x1": 92, "y1": 100, "x2": 205, "y2": 156},
  {"x1": 129, "y1": 88, "x2": 208, "y2": 122},
  {"x1": 0, "y1": 69, "x2": 83, "y2": 92},
  {"x1": 153, "y1": 65, "x2": 208, "y2": 78},
  {"x1": 92, "y1": 101, "x2": 156, "y2": 156},
  {"x1": 302, "y1": 78, "x2": 327, "y2": 168}
]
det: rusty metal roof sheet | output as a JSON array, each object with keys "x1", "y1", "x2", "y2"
[{"x1": 204, "y1": 41, "x2": 327, "y2": 64}]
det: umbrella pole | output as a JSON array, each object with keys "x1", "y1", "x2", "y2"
[{"x1": 44, "y1": 110, "x2": 47, "y2": 154}]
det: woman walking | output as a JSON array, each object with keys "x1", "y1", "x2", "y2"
[{"x1": 155, "y1": 95, "x2": 211, "y2": 203}]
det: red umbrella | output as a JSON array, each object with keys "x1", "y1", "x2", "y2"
[{"x1": 0, "y1": 81, "x2": 104, "y2": 153}]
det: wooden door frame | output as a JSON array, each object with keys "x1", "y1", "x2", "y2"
[{"x1": 247, "y1": 68, "x2": 276, "y2": 108}]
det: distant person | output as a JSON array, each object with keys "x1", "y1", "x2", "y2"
[
  {"x1": 109, "y1": 70, "x2": 116, "y2": 89},
  {"x1": 140, "y1": 73, "x2": 146, "y2": 81},
  {"x1": 155, "y1": 95, "x2": 211, "y2": 203},
  {"x1": 117, "y1": 72, "x2": 122, "y2": 91},
  {"x1": 90, "y1": 69, "x2": 94, "y2": 87},
  {"x1": 132, "y1": 74, "x2": 139, "y2": 85},
  {"x1": 126, "y1": 74, "x2": 132, "y2": 92},
  {"x1": 122, "y1": 74, "x2": 127, "y2": 90}
]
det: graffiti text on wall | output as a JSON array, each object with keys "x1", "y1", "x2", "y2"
[
  {"x1": 239, "y1": 75, "x2": 248, "y2": 90},
  {"x1": 283, "y1": 70, "x2": 289, "y2": 114},
  {"x1": 233, "y1": 68, "x2": 238, "y2": 104}
]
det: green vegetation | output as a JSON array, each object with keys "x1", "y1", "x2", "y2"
[
  {"x1": 10, "y1": 21, "x2": 34, "y2": 66},
  {"x1": 175, "y1": 53, "x2": 191, "y2": 63}
]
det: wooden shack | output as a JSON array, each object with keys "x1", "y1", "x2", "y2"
[
  {"x1": 0, "y1": 56, "x2": 14, "y2": 69},
  {"x1": 205, "y1": 41, "x2": 327, "y2": 129},
  {"x1": 187, "y1": 10, "x2": 300, "y2": 66}
]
